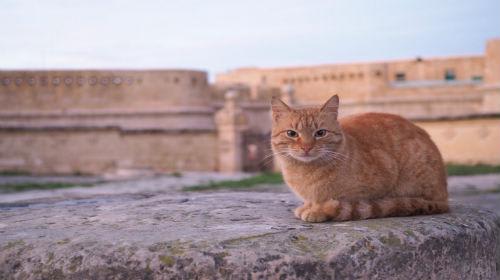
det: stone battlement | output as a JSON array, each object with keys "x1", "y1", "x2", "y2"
[
  {"x1": 0, "y1": 69, "x2": 210, "y2": 111},
  {"x1": 216, "y1": 39, "x2": 500, "y2": 104}
]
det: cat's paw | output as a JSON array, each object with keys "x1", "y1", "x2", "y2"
[
  {"x1": 300, "y1": 208, "x2": 329, "y2": 223},
  {"x1": 294, "y1": 203, "x2": 312, "y2": 219}
]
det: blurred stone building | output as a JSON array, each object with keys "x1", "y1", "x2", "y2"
[{"x1": 0, "y1": 39, "x2": 499, "y2": 175}]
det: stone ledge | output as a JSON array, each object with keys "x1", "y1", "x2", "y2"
[
  {"x1": 0, "y1": 192, "x2": 499, "y2": 279},
  {"x1": 0, "y1": 125, "x2": 216, "y2": 134}
]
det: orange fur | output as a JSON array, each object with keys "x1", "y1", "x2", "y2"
[{"x1": 271, "y1": 95, "x2": 449, "y2": 223}]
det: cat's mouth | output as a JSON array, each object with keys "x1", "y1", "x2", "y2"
[{"x1": 291, "y1": 154, "x2": 321, "y2": 163}]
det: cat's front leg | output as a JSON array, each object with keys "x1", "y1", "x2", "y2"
[
  {"x1": 294, "y1": 201, "x2": 312, "y2": 219},
  {"x1": 300, "y1": 200, "x2": 340, "y2": 223}
]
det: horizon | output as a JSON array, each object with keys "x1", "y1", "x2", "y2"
[{"x1": 0, "y1": 49, "x2": 492, "y2": 73}]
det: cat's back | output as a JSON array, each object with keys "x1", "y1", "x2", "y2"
[{"x1": 339, "y1": 112, "x2": 430, "y2": 144}]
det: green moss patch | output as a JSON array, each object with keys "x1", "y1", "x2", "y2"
[
  {"x1": 0, "y1": 182, "x2": 93, "y2": 193},
  {"x1": 183, "y1": 172, "x2": 283, "y2": 192},
  {"x1": 447, "y1": 164, "x2": 500, "y2": 176}
]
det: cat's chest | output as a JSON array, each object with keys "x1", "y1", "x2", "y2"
[
  {"x1": 282, "y1": 165, "x2": 354, "y2": 201},
  {"x1": 282, "y1": 164, "x2": 334, "y2": 190}
]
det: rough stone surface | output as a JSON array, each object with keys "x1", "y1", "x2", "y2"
[
  {"x1": 1, "y1": 175, "x2": 499, "y2": 279},
  {"x1": 0, "y1": 172, "x2": 251, "y2": 203}
]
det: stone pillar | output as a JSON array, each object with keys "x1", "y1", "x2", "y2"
[
  {"x1": 215, "y1": 90, "x2": 248, "y2": 173},
  {"x1": 481, "y1": 38, "x2": 500, "y2": 114},
  {"x1": 484, "y1": 38, "x2": 500, "y2": 85}
]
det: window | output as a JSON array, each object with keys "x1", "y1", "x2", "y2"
[
  {"x1": 100, "y1": 77, "x2": 109, "y2": 85},
  {"x1": 76, "y1": 77, "x2": 85, "y2": 86},
  {"x1": 15, "y1": 77, "x2": 23, "y2": 86},
  {"x1": 444, "y1": 69, "x2": 456, "y2": 81},
  {"x1": 2, "y1": 77, "x2": 11, "y2": 86},
  {"x1": 64, "y1": 77, "x2": 73, "y2": 85},
  {"x1": 28, "y1": 77, "x2": 36, "y2": 86},
  {"x1": 395, "y1": 72, "x2": 406, "y2": 81},
  {"x1": 471, "y1": 75, "x2": 483, "y2": 81},
  {"x1": 88, "y1": 77, "x2": 96, "y2": 85},
  {"x1": 113, "y1": 77, "x2": 123, "y2": 85}
]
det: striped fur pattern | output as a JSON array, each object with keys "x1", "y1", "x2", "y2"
[
  {"x1": 296, "y1": 198, "x2": 449, "y2": 223},
  {"x1": 271, "y1": 95, "x2": 449, "y2": 223}
]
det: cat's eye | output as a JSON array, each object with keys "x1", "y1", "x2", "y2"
[
  {"x1": 286, "y1": 130, "x2": 298, "y2": 138},
  {"x1": 314, "y1": 129, "x2": 327, "y2": 138}
]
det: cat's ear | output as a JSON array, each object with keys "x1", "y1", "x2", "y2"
[
  {"x1": 320, "y1": 95, "x2": 339, "y2": 118},
  {"x1": 271, "y1": 96, "x2": 291, "y2": 121}
]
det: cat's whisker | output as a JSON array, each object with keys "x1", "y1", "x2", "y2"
[
  {"x1": 259, "y1": 151, "x2": 290, "y2": 165},
  {"x1": 319, "y1": 148, "x2": 348, "y2": 158},
  {"x1": 261, "y1": 153, "x2": 281, "y2": 161},
  {"x1": 261, "y1": 155, "x2": 284, "y2": 165},
  {"x1": 329, "y1": 153, "x2": 347, "y2": 158},
  {"x1": 260, "y1": 151, "x2": 290, "y2": 165},
  {"x1": 327, "y1": 153, "x2": 347, "y2": 161},
  {"x1": 321, "y1": 149, "x2": 348, "y2": 159},
  {"x1": 320, "y1": 151, "x2": 348, "y2": 163},
  {"x1": 261, "y1": 150, "x2": 288, "y2": 159},
  {"x1": 262, "y1": 154, "x2": 279, "y2": 162}
]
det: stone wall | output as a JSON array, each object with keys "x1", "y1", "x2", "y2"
[
  {"x1": 0, "y1": 128, "x2": 218, "y2": 175},
  {"x1": 216, "y1": 39, "x2": 499, "y2": 104},
  {"x1": 0, "y1": 108, "x2": 216, "y2": 131},
  {"x1": 339, "y1": 93, "x2": 484, "y2": 120},
  {"x1": 0, "y1": 69, "x2": 220, "y2": 175},
  {"x1": 416, "y1": 118, "x2": 500, "y2": 165},
  {"x1": 0, "y1": 70, "x2": 210, "y2": 112},
  {"x1": 216, "y1": 56, "x2": 485, "y2": 103},
  {"x1": 216, "y1": 63, "x2": 389, "y2": 103}
]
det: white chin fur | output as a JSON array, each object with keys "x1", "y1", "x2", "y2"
[{"x1": 291, "y1": 155, "x2": 319, "y2": 162}]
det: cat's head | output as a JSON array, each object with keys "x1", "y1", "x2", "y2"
[{"x1": 271, "y1": 95, "x2": 344, "y2": 163}]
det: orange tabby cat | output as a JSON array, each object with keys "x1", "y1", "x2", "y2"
[{"x1": 271, "y1": 95, "x2": 449, "y2": 223}]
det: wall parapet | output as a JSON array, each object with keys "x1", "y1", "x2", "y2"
[
  {"x1": 389, "y1": 79, "x2": 482, "y2": 88},
  {"x1": 0, "y1": 107, "x2": 216, "y2": 118},
  {"x1": 0, "y1": 106, "x2": 217, "y2": 132},
  {"x1": 0, "y1": 190, "x2": 498, "y2": 279},
  {"x1": 0, "y1": 125, "x2": 216, "y2": 134}
]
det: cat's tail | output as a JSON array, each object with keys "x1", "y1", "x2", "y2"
[{"x1": 322, "y1": 197, "x2": 449, "y2": 221}]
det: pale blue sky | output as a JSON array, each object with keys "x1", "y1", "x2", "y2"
[{"x1": 1, "y1": 0, "x2": 499, "y2": 77}]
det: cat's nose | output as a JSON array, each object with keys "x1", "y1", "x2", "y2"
[{"x1": 301, "y1": 146, "x2": 313, "y2": 154}]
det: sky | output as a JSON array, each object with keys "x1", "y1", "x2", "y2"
[{"x1": 1, "y1": 0, "x2": 499, "y2": 78}]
